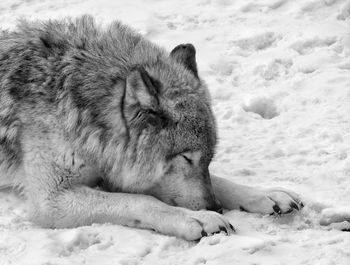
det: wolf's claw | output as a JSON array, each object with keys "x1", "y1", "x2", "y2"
[
  {"x1": 290, "y1": 202, "x2": 299, "y2": 211},
  {"x1": 219, "y1": 225, "x2": 228, "y2": 234},
  {"x1": 273, "y1": 204, "x2": 282, "y2": 215},
  {"x1": 201, "y1": 230, "x2": 208, "y2": 237}
]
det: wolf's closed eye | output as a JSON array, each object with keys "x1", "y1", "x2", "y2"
[{"x1": 181, "y1": 154, "x2": 193, "y2": 165}]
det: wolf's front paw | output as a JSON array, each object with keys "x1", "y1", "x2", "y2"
[
  {"x1": 175, "y1": 209, "x2": 235, "y2": 241},
  {"x1": 239, "y1": 188, "x2": 304, "y2": 215}
]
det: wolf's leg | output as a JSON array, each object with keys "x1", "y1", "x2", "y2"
[
  {"x1": 211, "y1": 175, "x2": 303, "y2": 214},
  {"x1": 22, "y1": 148, "x2": 234, "y2": 240},
  {"x1": 36, "y1": 185, "x2": 234, "y2": 240},
  {"x1": 27, "y1": 183, "x2": 234, "y2": 240}
]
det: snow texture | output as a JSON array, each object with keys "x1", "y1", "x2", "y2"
[{"x1": 0, "y1": 0, "x2": 349, "y2": 264}]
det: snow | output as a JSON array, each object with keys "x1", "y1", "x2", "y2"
[
  {"x1": 242, "y1": 95, "x2": 279, "y2": 119},
  {"x1": 0, "y1": 0, "x2": 349, "y2": 264}
]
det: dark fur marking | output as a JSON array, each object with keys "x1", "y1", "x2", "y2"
[
  {"x1": 164, "y1": 164, "x2": 174, "y2": 176},
  {"x1": 72, "y1": 152, "x2": 75, "y2": 166},
  {"x1": 139, "y1": 67, "x2": 162, "y2": 97},
  {"x1": 120, "y1": 79, "x2": 131, "y2": 148},
  {"x1": 133, "y1": 219, "x2": 141, "y2": 226},
  {"x1": 0, "y1": 137, "x2": 22, "y2": 169}
]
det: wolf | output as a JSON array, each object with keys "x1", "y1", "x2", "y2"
[{"x1": 0, "y1": 16, "x2": 303, "y2": 240}]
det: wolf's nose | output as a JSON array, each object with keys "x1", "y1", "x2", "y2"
[
  {"x1": 206, "y1": 201, "x2": 223, "y2": 214},
  {"x1": 216, "y1": 207, "x2": 223, "y2": 214}
]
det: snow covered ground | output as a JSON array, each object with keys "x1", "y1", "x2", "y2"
[{"x1": 0, "y1": 0, "x2": 350, "y2": 264}]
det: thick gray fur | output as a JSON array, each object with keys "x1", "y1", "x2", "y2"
[{"x1": 0, "y1": 15, "x2": 302, "y2": 240}]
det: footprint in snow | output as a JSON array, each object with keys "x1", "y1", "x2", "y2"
[
  {"x1": 290, "y1": 37, "x2": 337, "y2": 55},
  {"x1": 232, "y1": 32, "x2": 280, "y2": 52}
]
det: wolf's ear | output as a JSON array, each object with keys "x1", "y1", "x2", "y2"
[
  {"x1": 170, "y1": 43, "x2": 198, "y2": 78},
  {"x1": 125, "y1": 67, "x2": 160, "y2": 108}
]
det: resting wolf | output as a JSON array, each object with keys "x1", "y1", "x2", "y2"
[{"x1": 0, "y1": 16, "x2": 303, "y2": 240}]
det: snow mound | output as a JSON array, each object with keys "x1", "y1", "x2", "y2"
[
  {"x1": 242, "y1": 95, "x2": 279, "y2": 119},
  {"x1": 291, "y1": 37, "x2": 337, "y2": 55},
  {"x1": 234, "y1": 32, "x2": 279, "y2": 52},
  {"x1": 337, "y1": 1, "x2": 350, "y2": 20}
]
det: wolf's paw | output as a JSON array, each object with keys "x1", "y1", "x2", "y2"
[
  {"x1": 320, "y1": 207, "x2": 350, "y2": 226},
  {"x1": 239, "y1": 187, "x2": 303, "y2": 215},
  {"x1": 175, "y1": 209, "x2": 235, "y2": 241}
]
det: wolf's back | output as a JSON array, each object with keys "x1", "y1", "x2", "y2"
[{"x1": 0, "y1": 15, "x2": 171, "y2": 185}]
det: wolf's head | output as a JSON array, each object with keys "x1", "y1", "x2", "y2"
[
  {"x1": 114, "y1": 43, "x2": 221, "y2": 212},
  {"x1": 46, "y1": 17, "x2": 220, "y2": 212}
]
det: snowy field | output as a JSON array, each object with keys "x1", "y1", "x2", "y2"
[{"x1": 0, "y1": 0, "x2": 350, "y2": 264}]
